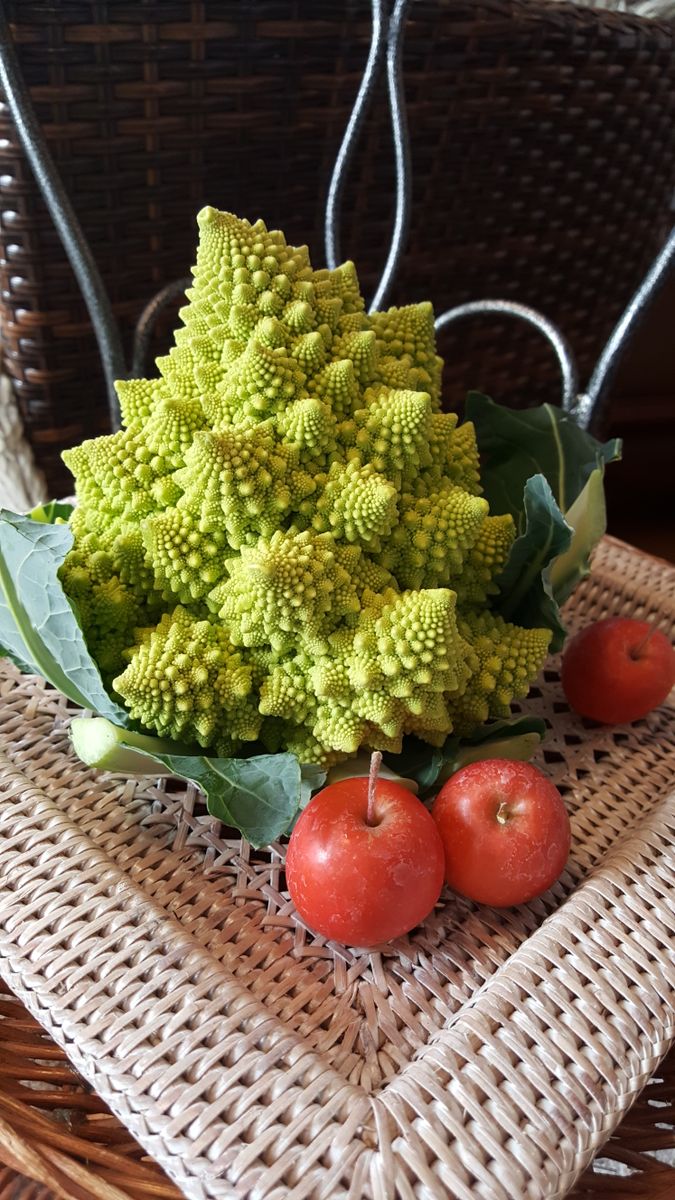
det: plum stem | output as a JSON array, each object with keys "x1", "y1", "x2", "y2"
[
  {"x1": 630, "y1": 627, "x2": 655, "y2": 660},
  {"x1": 367, "y1": 751, "x2": 382, "y2": 826}
]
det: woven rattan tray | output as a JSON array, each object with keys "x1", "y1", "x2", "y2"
[{"x1": 0, "y1": 535, "x2": 673, "y2": 1200}]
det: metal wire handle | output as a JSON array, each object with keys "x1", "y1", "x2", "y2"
[
  {"x1": 0, "y1": 0, "x2": 673, "y2": 435},
  {"x1": 574, "y1": 225, "x2": 675, "y2": 429},
  {"x1": 0, "y1": 5, "x2": 125, "y2": 430},
  {"x1": 325, "y1": 0, "x2": 385, "y2": 273},
  {"x1": 132, "y1": 278, "x2": 193, "y2": 380},
  {"x1": 368, "y1": 0, "x2": 412, "y2": 313},
  {"x1": 434, "y1": 300, "x2": 579, "y2": 414},
  {"x1": 320, "y1": 2, "x2": 674, "y2": 430},
  {"x1": 324, "y1": 0, "x2": 412, "y2": 313}
]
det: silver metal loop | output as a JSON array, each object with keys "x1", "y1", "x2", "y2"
[
  {"x1": 367, "y1": 0, "x2": 412, "y2": 313},
  {"x1": 0, "y1": 3, "x2": 125, "y2": 429},
  {"x1": 435, "y1": 300, "x2": 579, "y2": 413},
  {"x1": 324, "y1": 0, "x2": 386, "y2": 271},
  {"x1": 132, "y1": 278, "x2": 192, "y2": 379},
  {"x1": 576, "y1": 225, "x2": 675, "y2": 430},
  {"x1": 324, "y1": 0, "x2": 412, "y2": 313}
]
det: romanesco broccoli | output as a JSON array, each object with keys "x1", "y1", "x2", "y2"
[{"x1": 60, "y1": 207, "x2": 550, "y2": 765}]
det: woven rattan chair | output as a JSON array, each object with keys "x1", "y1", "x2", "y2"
[
  {"x1": 1, "y1": 0, "x2": 674, "y2": 493},
  {"x1": 0, "y1": 3, "x2": 674, "y2": 1198}
]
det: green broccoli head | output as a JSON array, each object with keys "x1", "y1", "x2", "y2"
[{"x1": 61, "y1": 208, "x2": 550, "y2": 765}]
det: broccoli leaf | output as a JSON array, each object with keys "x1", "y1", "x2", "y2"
[
  {"x1": 67, "y1": 713, "x2": 325, "y2": 847},
  {"x1": 299, "y1": 763, "x2": 327, "y2": 808},
  {"x1": 387, "y1": 715, "x2": 547, "y2": 797},
  {"x1": 146, "y1": 751, "x2": 307, "y2": 848},
  {"x1": 436, "y1": 715, "x2": 547, "y2": 786},
  {"x1": 385, "y1": 740, "x2": 445, "y2": 794},
  {"x1": 467, "y1": 393, "x2": 621, "y2": 646},
  {"x1": 0, "y1": 509, "x2": 131, "y2": 725},
  {"x1": 447, "y1": 714, "x2": 547, "y2": 748},
  {"x1": 29, "y1": 500, "x2": 75, "y2": 524},
  {"x1": 548, "y1": 465, "x2": 608, "y2": 606},
  {"x1": 466, "y1": 391, "x2": 621, "y2": 523},
  {"x1": 496, "y1": 474, "x2": 572, "y2": 650}
]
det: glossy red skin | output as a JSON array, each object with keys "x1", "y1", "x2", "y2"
[
  {"x1": 432, "y1": 759, "x2": 570, "y2": 908},
  {"x1": 285, "y1": 777, "x2": 445, "y2": 946},
  {"x1": 561, "y1": 617, "x2": 675, "y2": 724}
]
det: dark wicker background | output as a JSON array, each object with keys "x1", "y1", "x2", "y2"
[{"x1": 1, "y1": 0, "x2": 674, "y2": 495}]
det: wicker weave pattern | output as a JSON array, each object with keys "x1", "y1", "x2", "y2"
[
  {"x1": 0, "y1": 538, "x2": 673, "y2": 1199},
  {"x1": 1, "y1": 1003, "x2": 675, "y2": 1200},
  {"x1": 1, "y1": 1, "x2": 674, "y2": 492}
]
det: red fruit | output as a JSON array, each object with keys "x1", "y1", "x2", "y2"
[
  {"x1": 561, "y1": 617, "x2": 675, "y2": 724},
  {"x1": 432, "y1": 759, "x2": 570, "y2": 908},
  {"x1": 285, "y1": 776, "x2": 445, "y2": 946}
]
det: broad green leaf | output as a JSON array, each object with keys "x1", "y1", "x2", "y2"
[
  {"x1": 148, "y1": 751, "x2": 305, "y2": 848},
  {"x1": 68, "y1": 715, "x2": 325, "y2": 847},
  {"x1": 466, "y1": 392, "x2": 621, "y2": 522},
  {"x1": 384, "y1": 739, "x2": 445, "y2": 795},
  {"x1": 549, "y1": 466, "x2": 607, "y2": 606},
  {"x1": 29, "y1": 500, "x2": 75, "y2": 524},
  {"x1": 386, "y1": 716, "x2": 547, "y2": 797},
  {"x1": 438, "y1": 733, "x2": 543, "y2": 781},
  {"x1": 496, "y1": 475, "x2": 572, "y2": 650},
  {"x1": 436, "y1": 715, "x2": 547, "y2": 785},
  {"x1": 0, "y1": 509, "x2": 131, "y2": 725},
  {"x1": 300, "y1": 763, "x2": 327, "y2": 808},
  {"x1": 447, "y1": 714, "x2": 547, "y2": 748},
  {"x1": 465, "y1": 394, "x2": 620, "y2": 646},
  {"x1": 326, "y1": 753, "x2": 419, "y2": 794}
]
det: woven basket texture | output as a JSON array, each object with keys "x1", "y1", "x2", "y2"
[
  {"x1": 0, "y1": 536, "x2": 673, "y2": 1200},
  {"x1": 0, "y1": 1017, "x2": 667, "y2": 1200},
  {"x1": 1, "y1": 0, "x2": 674, "y2": 494}
]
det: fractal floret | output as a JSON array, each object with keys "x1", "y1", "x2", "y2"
[{"x1": 60, "y1": 208, "x2": 551, "y2": 766}]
